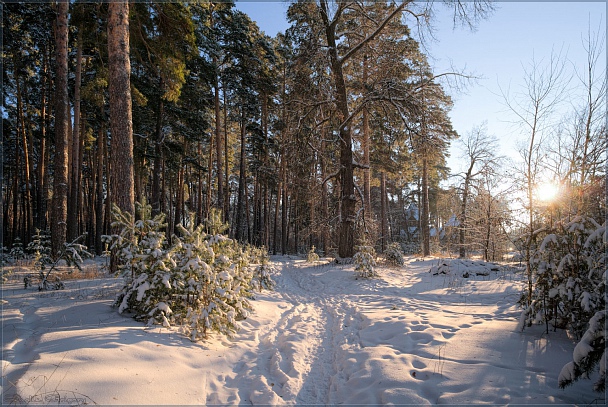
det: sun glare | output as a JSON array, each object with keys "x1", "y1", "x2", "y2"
[{"x1": 536, "y1": 182, "x2": 559, "y2": 202}]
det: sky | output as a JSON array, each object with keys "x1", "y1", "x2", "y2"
[{"x1": 234, "y1": 1, "x2": 606, "y2": 175}]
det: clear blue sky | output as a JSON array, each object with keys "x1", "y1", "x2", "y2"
[{"x1": 234, "y1": 1, "x2": 606, "y2": 173}]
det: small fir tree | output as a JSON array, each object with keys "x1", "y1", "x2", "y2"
[
  {"x1": 384, "y1": 242, "x2": 405, "y2": 266},
  {"x1": 110, "y1": 204, "x2": 270, "y2": 341},
  {"x1": 353, "y1": 245, "x2": 377, "y2": 278},
  {"x1": 307, "y1": 246, "x2": 320, "y2": 263},
  {"x1": 559, "y1": 309, "x2": 606, "y2": 392}
]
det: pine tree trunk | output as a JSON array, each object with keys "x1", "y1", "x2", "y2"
[
  {"x1": 107, "y1": 0, "x2": 135, "y2": 217},
  {"x1": 206, "y1": 128, "x2": 214, "y2": 219},
  {"x1": 273, "y1": 184, "x2": 280, "y2": 255},
  {"x1": 281, "y1": 156, "x2": 288, "y2": 255},
  {"x1": 213, "y1": 29, "x2": 224, "y2": 217},
  {"x1": 380, "y1": 172, "x2": 387, "y2": 253},
  {"x1": 421, "y1": 157, "x2": 430, "y2": 257},
  {"x1": 16, "y1": 74, "x2": 33, "y2": 244},
  {"x1": 321, "y1": 2, "x2": 356, "y2": 258},
  {"x1": 51, "y1": 0, "x2": 69, "y2": 258},
  {"x1": 37, "y1": 44, "x2": 49, "y2": 231},
  {"x1": 151, "y1": 94, "x2": 164, "y2": 216},
  {"x1": 68, "y1": 26, "x2": 83, "y2": 241},
  {"x1": 235, "y1": 116, "x2": 247, "y2": 242},
  {"x1": 223, "y1": 89, "x2": 230, "y2": 223},
  {"x1": 362, "y1": 55, "x2": 371, "y2": 220},
  {"x1": 95, "y1": 126, "x2": 105, "y2": 255}
]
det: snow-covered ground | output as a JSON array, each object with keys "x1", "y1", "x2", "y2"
[{"x1": 1, "y1": 256, "x2": 601, "y2": 405}]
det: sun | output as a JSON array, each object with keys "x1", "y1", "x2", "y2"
[{"x1": 536, "y1": 181, "x2": 560, "y2": 202}]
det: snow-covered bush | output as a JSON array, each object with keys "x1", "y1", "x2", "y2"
[
  {"x1": 110, "y1": 204, "x2": 269, "y2": 341},
  {"x1": 307, "y1": 246, "x2": 320, "y2": 263},
  {"x1": 384, "y1": 242, "x2": 405, "y2": 266},
  {"x1": 353, "y1": 245, "x2": 377, "y2": 278},
  {"x1": 559, "y1": 310, "x2": 606, "y2": 392},
  {"x1": 519, "y1": 216, "x2": 605, "y2": 338}
]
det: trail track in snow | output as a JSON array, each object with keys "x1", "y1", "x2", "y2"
[{"x1": 232, "y1": 259, "x2": 367, "y2": 405}]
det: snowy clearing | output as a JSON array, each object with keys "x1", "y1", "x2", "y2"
[{"x1": 1, "y1": 256, "x2": 601, "y2": 405}]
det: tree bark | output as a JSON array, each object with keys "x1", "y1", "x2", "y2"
[
  {"x1": 421, "y1": 157, "x2": 430, "y2": 257},
  {"x1": 362, "y1": 55, "x2": 371, "y2": 220},
  {"x1": 95, "y1": 126, "x2": 105, "y2": 255},
  {"x1": 380, "y1": 172, "x2": 387, "y2": 252},
  {"x1": 108, "y1": 0, "x2": 135, "y2": 217},
  {"x1": 214, "y1": 66, "x2": 224, "y2": 216},
  {"x1": 320, "y1": 0, "x2": 356, "y2": 257},
  {"x1": 151, "y1": 94, "x2": 164, "y2": 216},
  {"x1": 68, "y1": 25, "x2": 83, "y2": 241},
  {"x1": 51, "y1": 0, "x2": 69, "y2": 258},
  {"x1": 235, "y1": 115, "x2": 247, "y2": 242}
]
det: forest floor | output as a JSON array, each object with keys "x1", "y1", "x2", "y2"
[{"x1": 1, "y1": 255, "x2": 602, "y2": 405}]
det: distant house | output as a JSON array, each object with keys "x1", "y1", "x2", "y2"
[{"x1": 404, "y1": 203, "x2": 420, "y2": 240}]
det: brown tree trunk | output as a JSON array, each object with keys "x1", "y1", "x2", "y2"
[
  {"x1": 151, "y1": 94, "x2": 164, "y2": 216},
  {"x1": 214, "y1": 68, "x2": 224, "y2": 216},
  {"x1": 380, "y1": 172, "x2": 387, "y2": 253},
  {"x1": 16, "y1": 73, "x2": 33, "y2": 244},
  {"x1": 51, "y1": 0, "x2": 69, "y2": 258},
  {"x1": 421, "y1": 157, "x2": 430, "y2": 257},
  {"x1": 281, "y1": 155, "x2": 288, "y2": 255},
  {"x1": 362, "y1": 55, "x2": 371, "y2": 219},
  {"x1": 206, "y1": 126, "x2": 214, "y2": 219},
  {"x1": 223, "y1": 89, "x2": 230, "y2": 223},
  {"x1": 107, "y1": 0, "x2": 135, "y2": 217},
  {"x1": 68, "y1": 26, "x2": 83, "y2": 241},
  {"x1": 95, "y1": 126, "x2": 105, "y2": 255},
  {"x1": 37, "y1": 44, "x2": 49, "y2": 231},
  {"x1": 320, "y1": 1, "x2": 356, "y2": 257},
  {"x1": 235, "y1": 115, "x2": 247, "y2": 242}
]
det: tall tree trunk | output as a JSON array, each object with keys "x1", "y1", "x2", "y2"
[
  {"x1": 108, "y1": 0, "x2": 135, "y2": 218},
  {"x1": 421, "y1": 157, "x2": 430, "y2": 257},
  {"x1": 197, "y1": 142, "x2": 204, "y2": 223},
  {"x1": 95, "y1": 126, "x2": 105, "y2": 255},
  {"x1": 206, "y1": 125, "x2": 214, "y2": 219},
  {"x1": 380, "y1": 172, "x2": 387, "y2": 252},
  {"x1": 51, "y1": 0, "x2": 69, "y2": 258},
  {"x1": 281, "y1": 155, "x2": 288, "y2": 255},
  {"x1": 223, "y1": 88, "x2": 230, "y2": 223},
  {"x1": 68, "y1": 25, "x2": 83, "y2": 241},
  {"x1": 151, "y1": 93, "x2": 164, "y2": 216},
  {"x1": 214, "y1": 67, "x2": 224, "y2": 216},
  {"x1": 12, "y1": 119, "x2": 21, "y2": 244},
  {"x1": 362, "y1": 55, "x2": 371, "y2": 220},
  {"x1": 16, "y1": 73, "x2": 33, "y2": 244},
  {"x1": 459, "y1": 163, "x2": 474, "y2": 258},
  {"x1": 273, "y1": 182, "x2": 280, "y2": 255},
  {"x1": 235, "y1": 115, "x2": 247, "y2": 242},
  {"x1": 320, "y1": 1, "x2": 356, "y2": 257},
  {"x1": 37, "y1": 44, "x2": 49, "y2": 231},
  {"x1": 175, "y1": 163, "x2": 184, "y2": 234}
]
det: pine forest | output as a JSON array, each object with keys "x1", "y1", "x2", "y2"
[{"x1": 2, "y1": 1, "x2": 606, "y2": 404}]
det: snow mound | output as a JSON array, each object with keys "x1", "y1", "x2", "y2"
[{"x1": 429, "y1": 258, "x2": 500, "y2": 277}]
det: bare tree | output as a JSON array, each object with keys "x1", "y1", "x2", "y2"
[
  {"x1": 455, "y1": 122, "x2": 500, "y2": 258},
  {"x1": 501, "y1": 49, "x2": 569, "y2": 307}
]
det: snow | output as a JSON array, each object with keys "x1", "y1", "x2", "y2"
[{"x1": 1, "y1": 256, "x2": 599, "y2": 405}]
